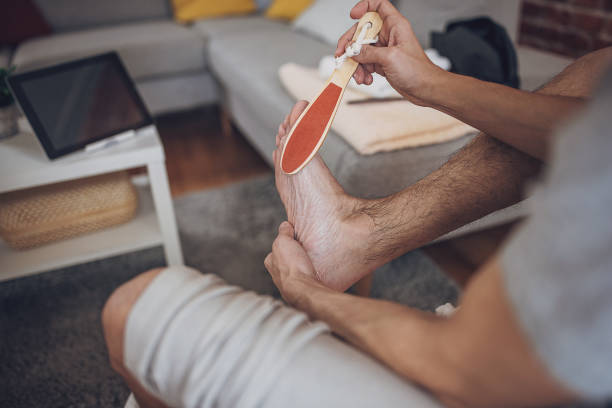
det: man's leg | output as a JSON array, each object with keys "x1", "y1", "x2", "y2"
[
  {"x1": 272, "y1": 48, "x2": 612, "y2": 291},
  {"x1": 103, "y1": 268, "x2": 168, "y2": 408},
  {"x1": 102, "y1": 267, "x2": 442, "y2": 408}
]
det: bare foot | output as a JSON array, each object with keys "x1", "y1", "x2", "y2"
[{"x1": 273, "y1": 102, "x2": 374, "y2": 291}]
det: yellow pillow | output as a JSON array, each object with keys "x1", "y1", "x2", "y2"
[
  {"x1": 172, "y1": 0, "x2": 257, "y2": 23},
  {"x1": 265, "y1": 0, "x2": 313, "y2": 20}
]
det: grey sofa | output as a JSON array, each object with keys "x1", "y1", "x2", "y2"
[
  {"x1": 10, "y1": 0, "x2": 219, "y2": 114},
  {"x1": 4, "y1": 0, "x2": 573, "y2": 235}
]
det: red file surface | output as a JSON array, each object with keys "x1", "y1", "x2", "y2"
[{"x1": 281, "y1": 83, "x2": 343, "y2": 174}]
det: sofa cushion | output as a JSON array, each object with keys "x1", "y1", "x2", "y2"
[
  {"x1": 208, "y1": 26, "x2": 332, "y2": 131},
  {"x1": 255, "y1": 0, "x2": 274, "y2": 11},
  {"x1": 171, "y1": 0, "x2": 257, "y2": 23},
  {"x1": 137, "y1": 72, "x2": 219, "y2": 115},
  {"x1": 292, "y1": 0, "x2": 357, "y2": 45},
  {"x1": 33, "y1": 0, "x2": 172, "y2": 32},
  {"x1": 12, "y1": 21, "x2": 206, "y2": 80},
  {"x1": 394, "y1": 0, "x2": 521, "y2": 47},
  {"x1": 192, "y1": 15, "x2": 288, "y2": 41},
  {"x1": 265, "y1": 0, "x2": 313, "y2": 20}
]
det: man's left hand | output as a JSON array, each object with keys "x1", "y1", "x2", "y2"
[{"x1": 264, "y1": 221, "x2": 323, "y2": 305}]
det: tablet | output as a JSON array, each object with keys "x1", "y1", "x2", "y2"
[{"x1": 7, "y1": 52, "x2": 153, "y2": 159}]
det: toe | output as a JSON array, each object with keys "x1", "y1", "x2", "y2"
[
  {"x1": 279, "y1": 134, "x2": 288, "y2": 151},
  {"x1": 289, "y1": 101, "x2": 309, "y2": 124}
]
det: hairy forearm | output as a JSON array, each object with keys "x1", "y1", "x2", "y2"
[
  {"x1": 357, "y1": 133, "x2": 540, "y2": 268},
  {"x1": 421, "y1": 71, "x2": 585, "y2": 160},
  {"x1": 416, "y1": 47, "x2": 612, "y2": 160},
  {"x1": 352, "y1": 48, "x2": 611, "y2": 273},
  {"x1": 290, "y1": 258, "x2": 576, "y2": 407},
  {"x1": 290, "y1": 277, "x2": 449, "y2": 390}
]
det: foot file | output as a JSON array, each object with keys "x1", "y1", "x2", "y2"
[{"x1": 280, "y1": 12, "x2": 383, "y2": 174}]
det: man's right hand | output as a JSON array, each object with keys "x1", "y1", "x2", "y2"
[{"x1": 336, "y1": 0, "x2": 444, "y2": 105}]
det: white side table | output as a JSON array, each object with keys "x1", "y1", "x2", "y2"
[{"x1": 0, "y1": 125, "x2": 183, "y2": 282}]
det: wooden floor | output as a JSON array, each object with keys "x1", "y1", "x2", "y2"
[
  {"x1": 156, "y1": 106, "x2": 270, "y2": 197},
  {"x1": 156, "y1": 106, "x2": 512, "y2": 287}
]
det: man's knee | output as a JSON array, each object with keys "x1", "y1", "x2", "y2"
[
  {"x1": 537, "y1": 47, "x2": 612, "y2": 97},
  {"x1": 102, "y1": 268, "x2": 165, "y2": 373}
]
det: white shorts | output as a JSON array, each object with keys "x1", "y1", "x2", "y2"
[{"x1": 124, "y1": 266, "x2": 442, "y2": 408}]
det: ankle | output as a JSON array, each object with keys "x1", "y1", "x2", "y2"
[
  {"x1": 338, "y1": 196, "x2": 378, "y2": 262},
  {"x1": 346, "y1": 197, "x2": 401, "y2": 271}
]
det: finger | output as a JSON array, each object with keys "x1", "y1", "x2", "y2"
[
  {"x1": 374, "y1": 63, "x2": 384, "y2": 76},
  {"x1": 278, "y1": 221, "x2": 295, "y2": 238},
  {"x1": 349, "y1": 0, "x2": 369, "y2": 19},
  {"x1": 350, "y1": 0, "x2": 399, "y2": 20},
  {"x1": 352, "y1": 44, "x2": 388, "y2": 65},
  {"x1": 364, "y1": 63, "x2": 375, "y2": 74},
  {"x1": 336, "y1": 23, "x2": 358, "y2": 57},
  {"x1": 365, "y1": 72, "x2": 373, "y2": 85},
  {"x1": 353, "y1": 65, "x2": 366, "y2": 84}
]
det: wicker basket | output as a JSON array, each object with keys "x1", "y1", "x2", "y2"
[{"x1": 0, "y1": 171, "x2": 138, "y2": 250}]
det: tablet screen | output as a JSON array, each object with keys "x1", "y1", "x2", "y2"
[{"x1": 8, "y1": 52, "x2": 152, "y2": 159}]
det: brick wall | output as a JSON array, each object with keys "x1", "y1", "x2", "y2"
[{"x1": 519, "y1": 0, "x2": 612, "y2": 57}]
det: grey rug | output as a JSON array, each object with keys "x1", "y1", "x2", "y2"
[{"x1": 0, "y1": 175, "x2": 458, "y2": 407}]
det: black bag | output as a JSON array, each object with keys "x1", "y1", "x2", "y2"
[{"x1": 431, "y1": 17, "x2": 520, "y2": 88}]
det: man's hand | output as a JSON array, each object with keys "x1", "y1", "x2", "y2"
[
  {"x1": 338, "y1": 0, "x2": 590, "y2": 159},
  {"x1": 264, "y1": 221, "x2": 325, "y2": 305},
  {"x1": 336, "y1": 0, "x2": 443, "y2": 104}
]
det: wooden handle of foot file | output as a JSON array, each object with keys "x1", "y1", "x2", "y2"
[{"x1": 280, "y1": 12, "x2": 383, "y2": 175}]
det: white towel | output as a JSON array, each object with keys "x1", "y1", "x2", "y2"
[
  {"x1": 317, "y1": 49, "x2": 450, "y2": 98},
  {"x1": 279, "y1": 63, "x2": 476, "y2": 155}
]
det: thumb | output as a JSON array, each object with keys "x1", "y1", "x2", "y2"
[{"x1": 352, "y1": 44, "x2": 388, "y2": 66}]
